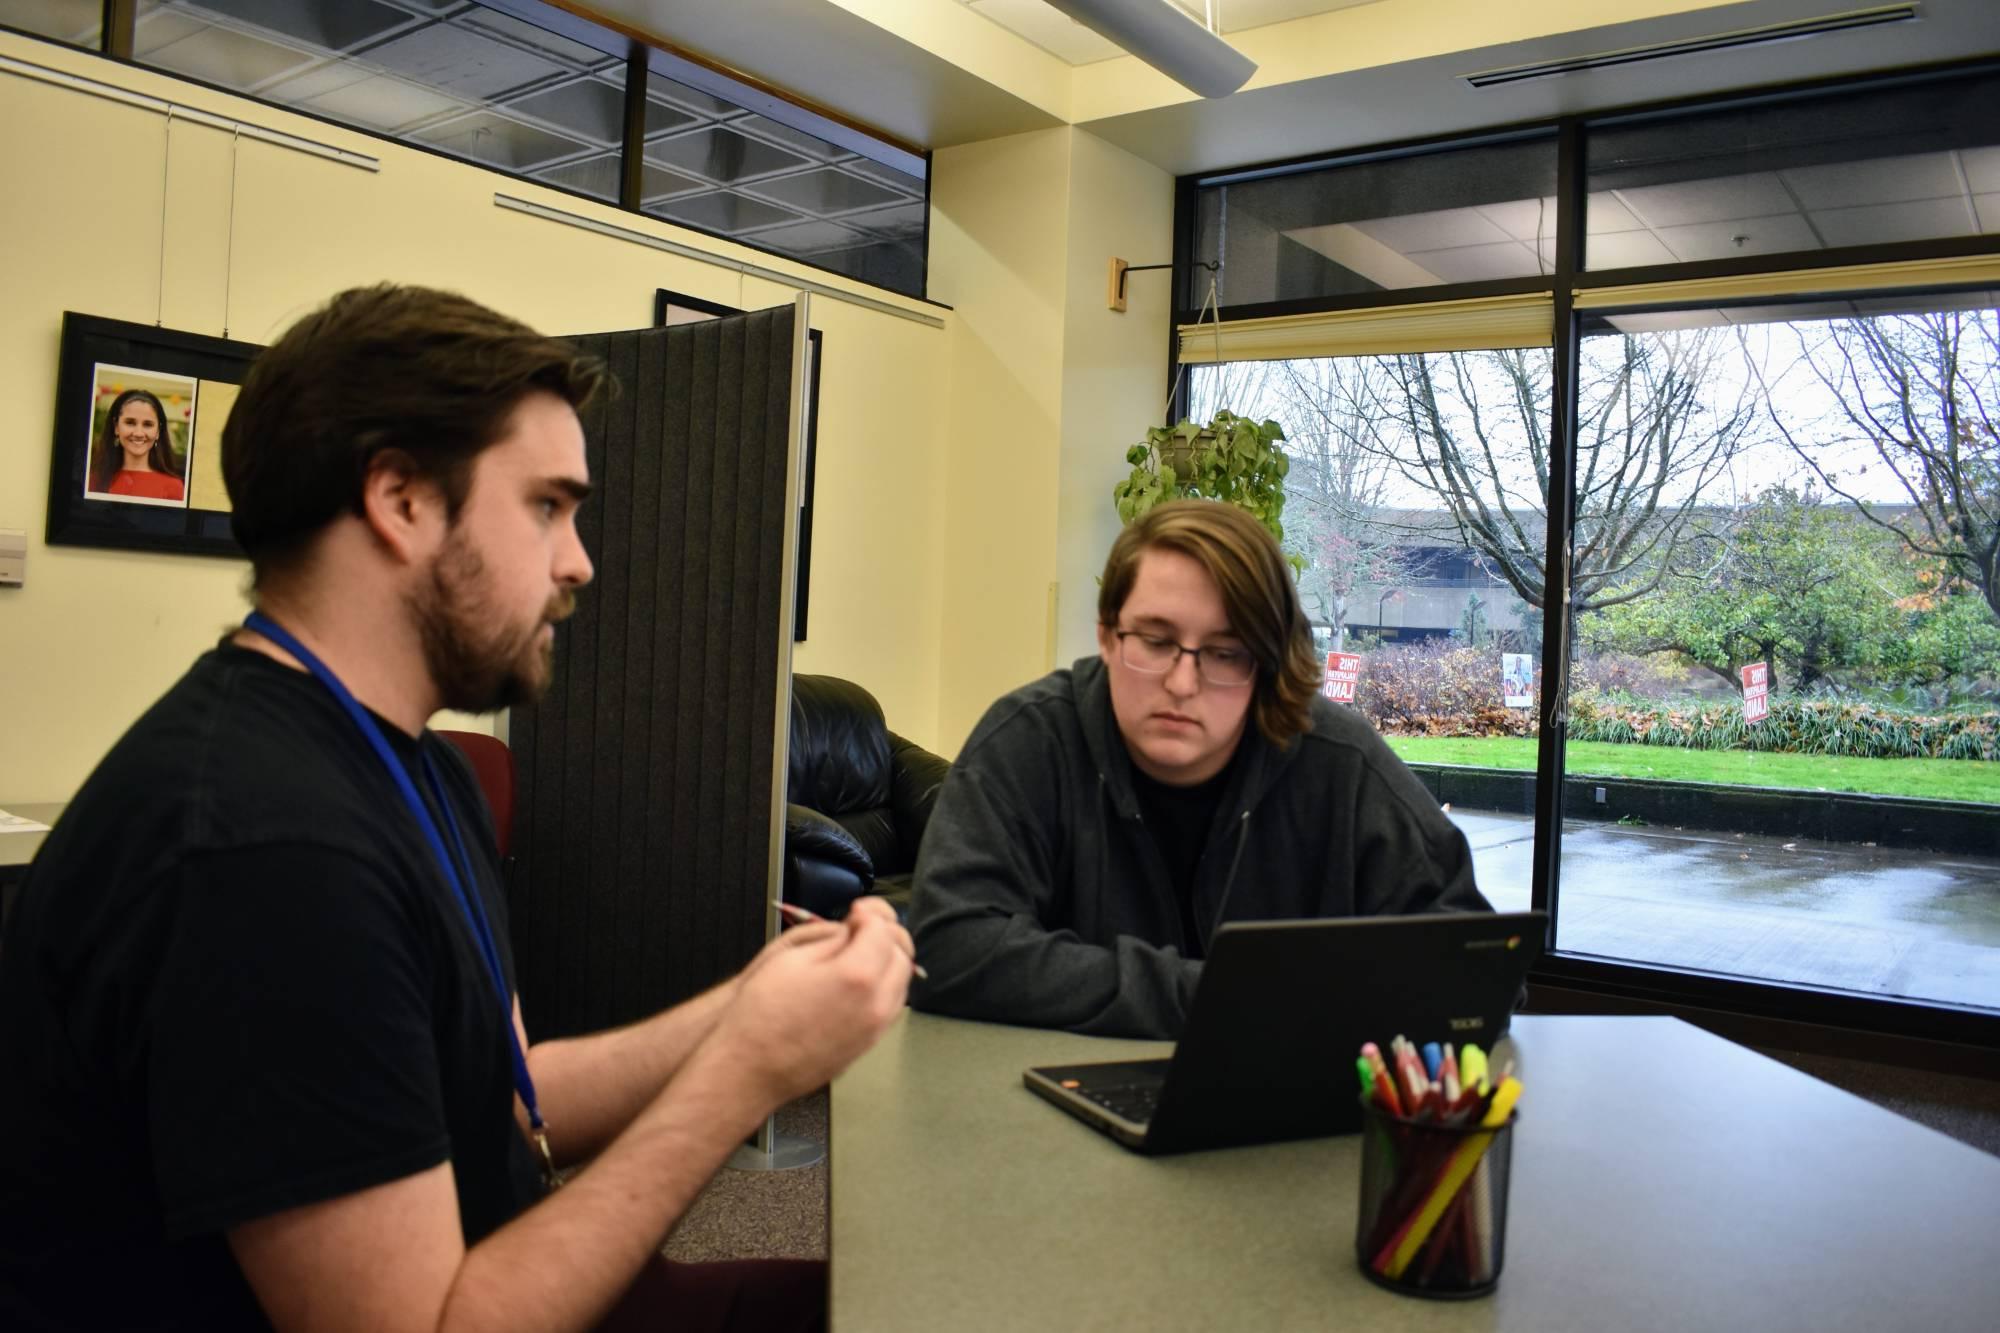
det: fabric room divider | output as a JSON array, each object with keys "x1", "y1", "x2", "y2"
[{"x1": 506, "y1": 301, "x2": 806, "y2": 1040}]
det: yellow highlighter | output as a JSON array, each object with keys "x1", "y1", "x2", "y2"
[
  {"x1": 1376, "y1": 1077, "x2": 1522, "y2": 1280},
  {"x1": 1460, "y1": 1044, "x2": 1489, "y2": 1095}
]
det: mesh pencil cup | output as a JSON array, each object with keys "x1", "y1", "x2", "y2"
[{"x1": 1354, "y1": 1096, "x2": 1516, "y2": 1299}]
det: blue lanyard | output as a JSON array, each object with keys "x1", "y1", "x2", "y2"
[{"x1": 243, "y1": 612, "x2": 559, "y2": 1185}]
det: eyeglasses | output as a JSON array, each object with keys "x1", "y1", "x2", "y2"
[{"x1": 1112, "y1": 630, "x2": 1255, "y2": 687}]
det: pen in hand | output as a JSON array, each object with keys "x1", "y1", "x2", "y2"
[{"x1": 770, "y1": 898, "x2": 928, "y2": 980}]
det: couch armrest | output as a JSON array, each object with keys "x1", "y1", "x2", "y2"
[
  {"x1": 886, "y1": 733, "x2": 952, "y2": 869},
  {"x1": 785, "y1": 802, "x2": 875, "y2": 919}
]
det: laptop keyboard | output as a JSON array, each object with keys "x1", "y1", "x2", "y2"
[{"x1": 1078, "y1": 1080, "x2": 1162, "y2": 1124}]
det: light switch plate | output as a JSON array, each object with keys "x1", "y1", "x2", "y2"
[{"x1": 0, "y1": 529, "x2": 25, "y2": 586}]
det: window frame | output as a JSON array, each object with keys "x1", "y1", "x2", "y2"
[{"x1": 1172, "y1": 55, "x2": 2000, "y2": 1049}]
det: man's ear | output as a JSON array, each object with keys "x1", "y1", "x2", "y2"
[
  {"x1": 358, "y1": 449, "x2": 446, "y2": 564},
  {"x1": 1096, "y1": 621, "x2": 1117, "y2": 665}
]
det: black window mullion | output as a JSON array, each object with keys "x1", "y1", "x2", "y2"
[
  {"x1": 619, "y1": 42, "x2": 646, "y2": 212},
  {"x1": 1530, "y1": 118, "x2": 1586, "y2": 947},
  {"x1": 102, "y1": 0, "x2": 133, "y2": 58}
]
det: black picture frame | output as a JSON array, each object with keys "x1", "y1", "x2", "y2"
[
  {"x1": 46, "y1": 312, "x2": 260, "y2": 559},
  {"x1": 654, "y1": 289, "x2": 818, "y2": 643}
]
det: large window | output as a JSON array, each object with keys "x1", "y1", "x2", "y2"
[
  {"x1": 1176, "y1": 62, "x2": 2000, "y2": 1033},
  {"x1": 1189, "y1": 349, "x2": 1550, "y2": 916},
  {"x1": 1559, "y1": 294, "x2": 2000, "y2": 1008}
]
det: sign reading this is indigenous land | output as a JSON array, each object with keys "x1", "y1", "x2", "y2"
[
  {"x1": 1740, "y1": 661, "x2": 1770, "y2": 724},
  {"x1": 1323, "y1": 652, "x2": 1362, "y2": 703}
]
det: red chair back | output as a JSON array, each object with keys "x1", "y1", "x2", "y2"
[{"x1": 437, "y1": 730, "x2": 517, "y2": 859}]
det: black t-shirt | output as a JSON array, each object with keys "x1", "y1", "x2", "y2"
[
  {"x1": 0, "y1": 646, "x2": 543, "y2": 1331},
  {"x1": 1128, "y1": 755, "x2": 1236, "y2": 961}
]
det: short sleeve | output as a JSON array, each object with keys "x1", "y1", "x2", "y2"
[{"x1": 149, "y1": 844, "x2": 452, "y2": 1237}]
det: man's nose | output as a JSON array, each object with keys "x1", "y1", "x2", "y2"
[{"x1": 556, "y1": 523, "x2": 594, "y2": 588}]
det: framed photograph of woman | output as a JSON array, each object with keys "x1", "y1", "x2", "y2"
[
  {"x1": 83, "y1": 365, "x2": 197, "y2": 508},
  {"x1": 46, "y1": 313, "x2": 262, "y2": 558}
]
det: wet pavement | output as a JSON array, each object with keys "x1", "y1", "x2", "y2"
[{"x1": 1450, "y1": 809, "x2": 2000, "y2": 1011}]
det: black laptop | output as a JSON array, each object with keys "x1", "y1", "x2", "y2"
[{"x1": 1023, "y1": 911, "x2": 1545, "y2": 1155}]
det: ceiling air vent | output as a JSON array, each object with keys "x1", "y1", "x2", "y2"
[{"x1": 1462, "y1": 4, "x2": 1921, "y2": 89}]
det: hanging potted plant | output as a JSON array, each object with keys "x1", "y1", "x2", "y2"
[{"x1": 1112, "y1": 409, "x2": 1299, "y2": 565}]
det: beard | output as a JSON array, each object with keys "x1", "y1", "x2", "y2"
[{"x1": 410, "y1": 530, "x2": 575, "y2": 714}]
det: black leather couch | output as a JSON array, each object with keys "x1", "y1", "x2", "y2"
[{"x1": 784, "y1": 674, "x2": 951, "y2": 918}]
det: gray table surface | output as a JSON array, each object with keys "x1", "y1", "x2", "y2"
[{"x1": 831, "y1": 1010, "x2": 2000, "y2": 1332}]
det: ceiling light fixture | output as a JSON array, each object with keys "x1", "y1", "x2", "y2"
[{"x1": 1043, "y1": 0, "x2": 1257, "y2": 98}]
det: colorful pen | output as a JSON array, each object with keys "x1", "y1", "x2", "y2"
[{"x1": 1360, "y1": 1042, "x2": 1404, "y2": 1118}]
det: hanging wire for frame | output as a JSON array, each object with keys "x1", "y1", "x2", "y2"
[
  {"x1": 222, "y1": 126, "x2": 240, "y2": 339},
  {"x1": 157, "y1": 107, "x2": 174, "y2": 327}
]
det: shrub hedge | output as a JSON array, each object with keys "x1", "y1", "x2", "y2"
[{"x1": 1348, "y1": 640, "x2": 1998, "y2": 760}]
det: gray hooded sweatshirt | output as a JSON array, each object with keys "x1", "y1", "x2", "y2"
[{"x1": 907, "y1": 657, "x2": 1490, "y2": 1039}]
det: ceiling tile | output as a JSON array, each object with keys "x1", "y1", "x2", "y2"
[
  {"x1": 460, "y1": 9, "x2": 611, "y2": 68},
  {"x1": 360, "y1": 22, "x2": 566, "y2": 101},
  {"x1": 742, "y1": 167, "x2": 905, "y2": 214},
  {"x1": 1812, "y1": 196, "x2": 1978, "y2": 249},
  {"x1": 531, "y1": 152, "x2": 620, "y2": 202},
  {"x1": 413, "y1": 110, "x2": 592, "y2": 171},
  {"x1": 1616, "y1": 173, "x2": 1794, "y2": 228},
  {"x1": 1975, "y1": 194, "x2": 2000, "y2": 235},
  {"x1": 734, "y1": 112, "x2": 840, "y2": 160},
  {"x1": 175, "y1": 0, "x2": 415, "y2": 52},
  {"x1": 1353, "y1": 206, "x2": 1512, "y2": 253},
  {"x1": 1408, "y1": 241, "x2": 1545, "y2": 284},
  {"x1": 141, "y1": 22, "x2": 315, "y2": 89},
  {"x1": 1963, "y1": 147, "x2": 2000, "y2": 196},
  {"x1": 1781, "y1": 152, "x2": 1963, "y2": 210},
  {"x1": 839, "y1": 155, "x2": 925, "y2": 195},
  {"x1": 646, "y1": 126, "x2": 811, "y2": 183},
  {"x1": 647, "y1": 190, "x2": 805, "y2": 235},
  {"x1": 646, "y1": 73, "x2": 737, "y2": 118},
  {"x1": 1653, "y1": 213, "x2": 1821, "y2": 262},
  {"x1": 841, "y1": 202, "x2": 927, "y2": 238},
  {"x1": 504, "y1": 78, "x2": 627, "y2": 144},
  {"x1": 1474, "y1": 197, "x2": 1556, "y2": 244},
  {"x1": 749, "y1": 219, "x2": 871, "y2": 254},
  {"x1": 296, "y1": 73, "x2": 467, "y2": 132},
  {"x1": 1583, "y1": 229, "x2": 1678, "y2": 269},
  {"x1": 1585, "y1": 192, "x2": 1647, "y2": 235}
]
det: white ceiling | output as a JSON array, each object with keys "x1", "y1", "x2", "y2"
[
  {"x1": 960, "y1": 0, "x2": 1378, "y2": 65},
  {"x1": 575, "y1": 0, "x2": 2000, "y2": 172}
]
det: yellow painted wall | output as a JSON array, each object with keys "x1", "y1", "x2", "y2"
[
  {"x1": 1054, "y1": 131, "x2": 1174, "y2": 668},
  {"x1": 927, "y1": 127, "x2": 1072, "y2": 754},
  {"x1": 0, "y1": 32, "x2": 948, "y2": 799},
  {"x1": 925, "y1": 124, "x2": 1178, "y2": 749}
]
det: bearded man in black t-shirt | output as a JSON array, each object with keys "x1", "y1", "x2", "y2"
[{"x1": 0, "y1": 285, "x2": 913, "y2": 1333}]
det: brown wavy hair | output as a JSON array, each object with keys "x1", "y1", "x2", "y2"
[
  {"x1": 1097, "y1": 499, "x2": 1320, "y2": 747},
  {"x1": 222, "y1": 284, "x2": 605, "y2": 585}
]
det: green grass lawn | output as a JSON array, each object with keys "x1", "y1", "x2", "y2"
[{"x1": 1383, "y1": 736, "x2": 2000, "y2": 805}]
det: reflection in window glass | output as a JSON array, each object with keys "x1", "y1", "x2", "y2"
[
  {"x1": 640, "y1": 66, "x2": 926, "y2": 298},
  {"x1": 1563, "y1": 294, "x2": 2000, "y2": 1009},
  {"x1": 3, "y1": 0, "x2": 102, "y2": 48},
  {"x1": 133, "y1": 0, "x2": 629, "y2": 201},
  {"x1": 1191, "y1": 136, "x2": 1558, "y2": 308},
  {"x1": 1189, "y1": 351, "x2": 1551, "y2": 913},
  {"x1": 1585, "y1": 70, "x2": 2000, "y2": 269}
]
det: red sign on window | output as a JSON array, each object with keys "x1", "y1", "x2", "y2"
[
  {"x1": 1323, "y1": 652, "x2": 1362, "y2": 703},
  {"x1": 1740, "y1": 661, "x2": 1769, "y2": 724}
]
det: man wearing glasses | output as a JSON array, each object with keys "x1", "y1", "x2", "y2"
[{"x1": 906, "y1": 499, "x2": 1489, "y2": 1039}]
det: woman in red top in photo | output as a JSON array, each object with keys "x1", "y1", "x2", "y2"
[{"x1": 89, "y1": 388, "x2": 187, "y2": 502}]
